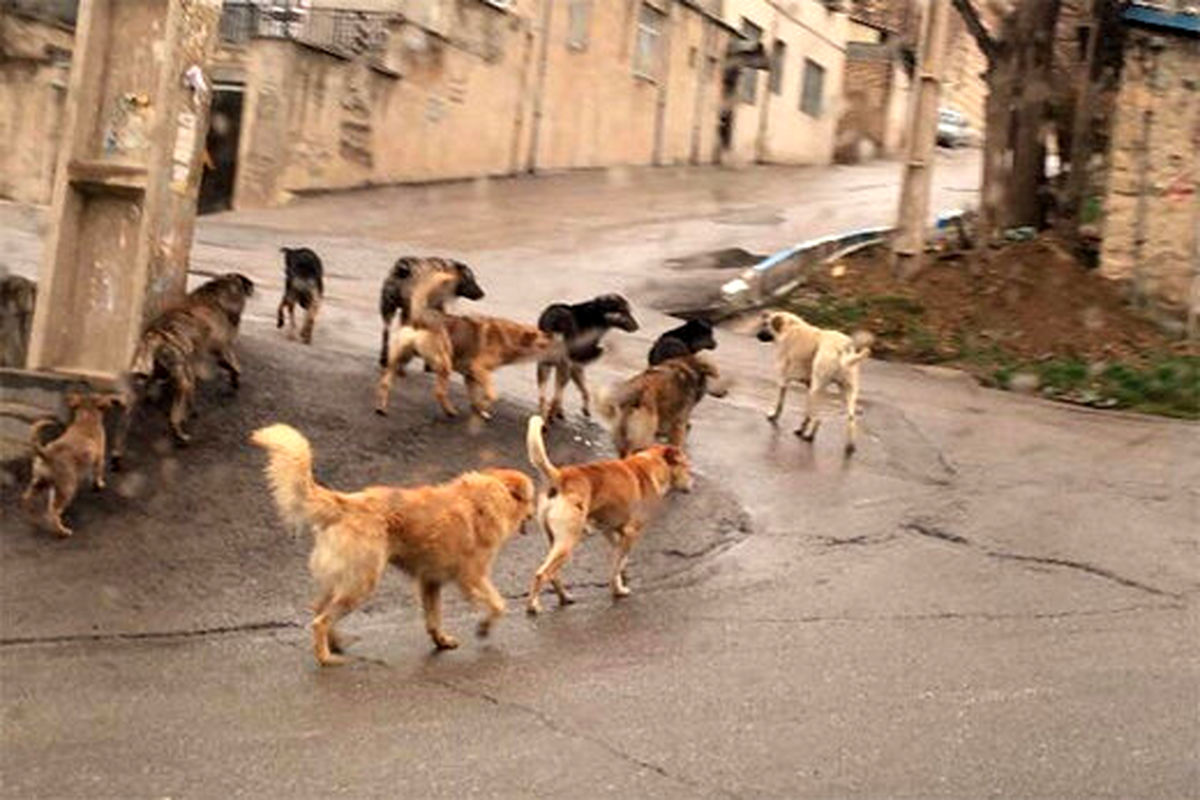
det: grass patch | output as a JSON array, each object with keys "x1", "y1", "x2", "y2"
[{"x1": 1033, "y1": 356, "x2": 1199, "y2": 418}]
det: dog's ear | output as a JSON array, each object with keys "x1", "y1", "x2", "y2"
[
  {"x1": 769, "y1": 314, "x2": 785, "y2": 333},
  {"x1": 506, "y1": 474, "x2": 534, "y2": 504},
  {"x1": 661, "y1": 445, "x2": 685, "y2": 466},
  {"x1": 100, "y1": 393, "x2": 127, "y2": 410},
  {"x1": 237, "y1": 274, "x2": 255, "y2": 296},
  {"x1": 65, "y1": 392, "x2": 84, "y2": 409},
  {"x1": 392, "y1": 259, "x2": 413, "y2": 279}
]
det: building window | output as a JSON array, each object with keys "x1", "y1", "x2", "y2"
[
  {"x1": 738, "y1": 18, "x2": 762, "y2": 104},
  {"x1": 567, "y1": 0, "x2": 590, "y2": 51},
  {"x1": 768, "y1": 40, "x2": 786, "y2": 95},
  {"x1": 800, "y1": 58, "x2": 825, "y2": 117},
  {"x1": 634, "y1": 3, "x2": 665, "y2": 79}
]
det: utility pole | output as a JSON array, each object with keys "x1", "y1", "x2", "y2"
[
  {"x1": 25, "y1": 0, "x2": 222, "y2": 378},
  {"x1": 892, "y1": 0, "x2": 952, "y2": 280}
]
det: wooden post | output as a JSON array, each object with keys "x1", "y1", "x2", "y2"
[
  {"x1": 1065, "y1": 0, "x2": 1100, "y2": 228},
  {"x1": 25, "y1": 0, "x2": 222, "y2": 378},
  {"x1": 892, "y1": 0, "x2": 951, "y2": 280}
]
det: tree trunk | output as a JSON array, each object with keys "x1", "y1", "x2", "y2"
[{"x1": 1004, "y1": 0, "x2": 1061, "y2": 229}]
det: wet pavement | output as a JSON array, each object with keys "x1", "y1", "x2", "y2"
[{"x1": 2, "y1": 155, "x2": 1198, "y2": 798}]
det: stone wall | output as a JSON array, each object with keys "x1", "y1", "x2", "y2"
[{"x1": 1100, "y1": 29, "x2": 1199, "y2": 314}]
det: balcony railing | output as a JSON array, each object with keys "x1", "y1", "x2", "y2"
[{"x1": 218, "y1": 4, "x2": 392, "y2": 60}]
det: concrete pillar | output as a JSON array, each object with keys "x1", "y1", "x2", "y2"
[{"x1": 25, "y1": 0, "x2": 222, "y2": 378}]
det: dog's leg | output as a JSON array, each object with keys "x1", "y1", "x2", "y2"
[
  {"x1": 168, "y1": 369, "x2": 194, "y2": 445},
  {"x1": 465, "y1": 362, "x2": 494, "y2": 420},
  {"x1": 216, "y1": 347, "x2": 241, "y2": 390},
  {"x1": 311, "y1": 594, "x2": 362, "y2": 667},
  {"x1": 276, "y1": 297, "x2": 286, "y2": 329},
  {"x1": 527, "y1": 506, "x2": 582, "y2": 614},
  {"x1": 610, "y1": 522, "x2": 642, "y2": 598},
  {"x1": 48, "y1": 484, "x2": 73, "y2": 538},
  {"x1": 463, "y1": 575, "x2": 507, "y2": 638},
  {"x1": 379, "y1": 323, "x2": 391, "y2": 369},
  {"x1": 843, "y1": 371, "x2": 861, "y2": 456},
  {"x1": 536, "y1": 361, "x2": 553, "y2": 419},
  {"x1": 548, "y1": 363, "x2": 569, "y2": 421},
  {"x1": 300, "y1": 295, "x2": 320, "y2": 345},
  {"x1": 667, "y1": 419, "x2": 688, "y2": 448},
  {"x1": 419, "y1": 579, "x2": 459, "y2": 650},
  {"x1": 568, "y1": 364, "x2": 591, "y2": 417},
  {"x1": 797, "y1": 355, "x2": 835, "y2": 442},
  {"x1": 92, "y1": 455, "x2": 106, "y2": 491},
  {"x1": 767, "y1": 382, "x2": 788, "y2": 423}
]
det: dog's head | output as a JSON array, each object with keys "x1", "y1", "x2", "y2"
[
  {"x1": 225, "y1": 273, "x2": 255, "y2": 298},
  {"x1": 657, "y1": 445, "x2": 693, "y2": 493},
  {"x1": 679, "y1": 318, "x2": 716, "y2": 352},
  {"x1": 486, "y1": 468, "x2": 537, "y2": 534},
  {"x1": 755, "y1": 311, "x2": 792, "y2": 343},
  {"x1": 451, "y1": 261, "x2": 485, "y2": 301},
  {"x1": 594, "y1": 294, "x2": 639, "y2": 332},
  {"x1": 693, "y1": 356, "x2": 728, "y2": 398},
  {"x1": 65, "y1": 391, "x2": 125, "y2": 416}
]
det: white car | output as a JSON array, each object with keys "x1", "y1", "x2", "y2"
[{"x1": 937, "y1": 108, "x2": 969, "y2": 148}]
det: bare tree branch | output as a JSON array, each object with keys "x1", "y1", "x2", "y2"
[{"x1": 950, "y1": 0, "x2": 998, "y2": 64}]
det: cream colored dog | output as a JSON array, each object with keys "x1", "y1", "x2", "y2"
[{"x1": 755, "y1": 310, "x2": 871, "y2": 454}]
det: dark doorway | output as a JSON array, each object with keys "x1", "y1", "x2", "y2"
[{"x1": 198, "y1": 86, "x2": 244, "y2": 214}]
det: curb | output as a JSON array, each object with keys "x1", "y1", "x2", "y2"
[{"x1": 719, "y1": 209, "x2": 968, "y2": 315}]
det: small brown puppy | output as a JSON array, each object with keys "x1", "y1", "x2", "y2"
[
  {"x1": 525, "y1": 414, "x2": 692, "y2": 613},
  {"x1": 22, "y1": 393, "x2": 122, "y2": 537},
  {"x1": 376, "y1": 273, "x2": 562, "y2": 420},
  {"x1": 114, "y1": 272, "x2": 255, "y2": 464},
  {"x1": 251, "y1": 423, "x2": 535, "y2": 666},
  {"x1": 599, "y1": 354, "x2": 727, "y2": 457}
]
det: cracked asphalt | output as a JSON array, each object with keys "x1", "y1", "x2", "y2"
[{"x1": 2, "y1": 154, "x2": 1198, "y2": 799}]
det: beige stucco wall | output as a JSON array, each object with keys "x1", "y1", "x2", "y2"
[
  {"x1": 0, "y1": 14, "x2": 71, "y2": 205},
  {"x1": 1100, "y1": 30, "x2": 1200, "y2": 315},
  {"x1": 722, "y1": 0, "x2": 848, "y2": 166}
]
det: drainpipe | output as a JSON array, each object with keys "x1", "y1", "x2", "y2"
[
  {"x1": 689, "y1": 21, "x2": 712, "y2": 164},
  {"x1": 652, "y1": 0, "x2": 674, "y2": 166},
  {"x1": 510, "y1": 14, "x2": 538, "y2": 174},
  {"x1": 754, "y1": 12, "x2": 778, "y2": 164},
  {"x1": 526, "y1": 0, "x2": 555, "y2": 173}
]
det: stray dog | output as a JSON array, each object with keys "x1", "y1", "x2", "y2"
[
  {"x1": 376, "y1": 273, "x2": 562, "y2": 420},
  {"x1": 276, "y1": 247, "x2": 324, "y2": 344},
  {"x1": 598, "y1": 354, "x2": 727, "y2": 457},
  {"x1": 755, "y1": 310, "x2": 871, "y2": 454},
  {"x1": 647, "y1": 318, "x2": 716, "y2": 366},
  {"x1": 378, "y1": 256, "x2": 484, "y2": 367},
  {"x1": 251, "y1": 423, "x2": 535, "y2": 665},
  {"x1": 535, "y1": 294, "x2": 638, "y2": 420},
  {"x1": 22, "y1": 392, "x2": 122, "y2": 537},
  {"x1": 524, "y1": 415, "x2": 691, "y2": 612},
  {"x1": 113, "y1": 273, "x2": 254, "y2": 464}
]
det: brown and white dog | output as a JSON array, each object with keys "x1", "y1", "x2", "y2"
[
  {"x1": 524, "y1": 415, "x2": 692, "y2": 613},
  {"x1": 376, "y1": 273, "x2": 562, "y2": 419},
  {"x1": 598, "y1": 354, "x2": 727, "y2": 457},
  {"x1": 23, "y1": 392, "x2": 123, "y2": 537},
  {"x1": 252, "y1": 423, "x2": 535, "y2": 666},
  {"x1": 277, "y1": 247, "x2": 324, "y2": 345},
  {"x1": 755, "y1": 310, "x2": 871, "y2": 454}
]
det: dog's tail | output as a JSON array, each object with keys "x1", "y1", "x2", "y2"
[
  {"x1": 842, "y1": 331, "x2": 874, "y2": 368},
  {"x1": 526, "y1": 415, "x2": 562, "y2": 489},
  {"x1": 408, "y1": 270, "x2": 457, "y2": 327},
  {"x1": 250, "y1": 423, "x2": 347, "y2": 533},
  {"x1": 28, "y1": 418, "x2": 58, "y2": 462}
]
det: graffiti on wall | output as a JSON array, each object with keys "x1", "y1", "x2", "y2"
[{"x1": 339, "y1": 63, "x2": 373, "y2": 167}]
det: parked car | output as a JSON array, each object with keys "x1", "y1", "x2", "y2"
[{"x1": 937, "y1": 108, "x2": 969, "y2": 148}]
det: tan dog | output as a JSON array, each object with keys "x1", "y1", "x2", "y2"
[
  {"x1": 376, "y1": 273, "x2": 562, "y2": 419},
  {"x1": 524, "y1": 415, "x2": 692, "y2": 613},
  {"x1": 598, "y1": 354, "x2": 727, "y2": 457},
  {"x1": 114, "y1": 273, "x2": 255, "y2": 464},
  {"x1": 755, "y1": 310, "x2": 871, "y2": 454},
  {"x1": 22, "y1": 393, "x2": 122, "y2": 537},
  {"x1": 251, "y1": 423, "x2": 535, "y2": 666}
]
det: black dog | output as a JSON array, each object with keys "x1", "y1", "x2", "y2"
[
  {"x1": 277, "y1": 247, "x2": 325, "y2": 345},
  {"x1": 536, "y1": 294, "x2": 638, "y2": 420},
  {"x1": 378, "y1": 256, "x2": 484, "y2": 367},
  {"x1": 648, "y1": 318, "x2": 717, "y2": 365}
]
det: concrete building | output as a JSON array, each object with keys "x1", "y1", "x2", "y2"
[
  {"x1": 1099, "y1": 2, "x2": 1199, "y2": 318},
  {"x1": 719, "y1": 0, "x2": 849, "y2": 167}
]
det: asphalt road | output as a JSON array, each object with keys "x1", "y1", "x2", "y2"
[{"x1": 2, "y1": 154, "x2": 1197, "y2": 799}]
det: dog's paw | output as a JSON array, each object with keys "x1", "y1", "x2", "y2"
[
  {"x1": 317, "y1": 653, "x2": 348, "y2": 667},
  {"x1": 432, "y1": 633, "x2": 460, "y2": 651},
  {"x1": 54, "y1": 526, "x2": 73, "y2": 538},
  {"x1": 475, "y1": 619, "x2": 493, "y2": 639},
  {"x1": 475, "y1": 409, "x2": 493, "y2": 421},
  {"x1": 526, "y1": 601, "x2": 543, "y2": 616},
  {"x1": 766, "y1": 413, "x2": 780, "y2": 425},
  {"x1": 844, "y1": 441, "x2": 857, "y2": 457},
  {"x1": 558, "y1": 593, "x2": 576, "y2": 607},
  {"x1": 374, "y1": 406, "x2": 388, "y2": 417},
  {"x1": 612, "y1": 585, "x2": 631, "y2": 599}
]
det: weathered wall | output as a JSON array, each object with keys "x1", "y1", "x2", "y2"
[
  {"x1": 0, "y1": 14, "x2": 71, "y2": 205},
  {"x1": 723, "y1": 0, "x2": 848, "y2": 166},
  {"x1": 1101, "y1": 30, "x2": 1200, "y2": 314},
  {"x1": 941, "y1": 12, "x2": 987, "y2": 134}
]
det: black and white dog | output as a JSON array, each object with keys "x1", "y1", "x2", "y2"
[
  {"x1": 277, "y1": 247, "x2": 325, "y2": 345},
  {"x1": 378, "y1": 256, "x2": 485, "y2": 367},
  {"x1": 536, "y1": 294, "x2": 639, "y2": 420},
  {"x1": 648, "y1": 318, "x2": 717, "y2": 365}
]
